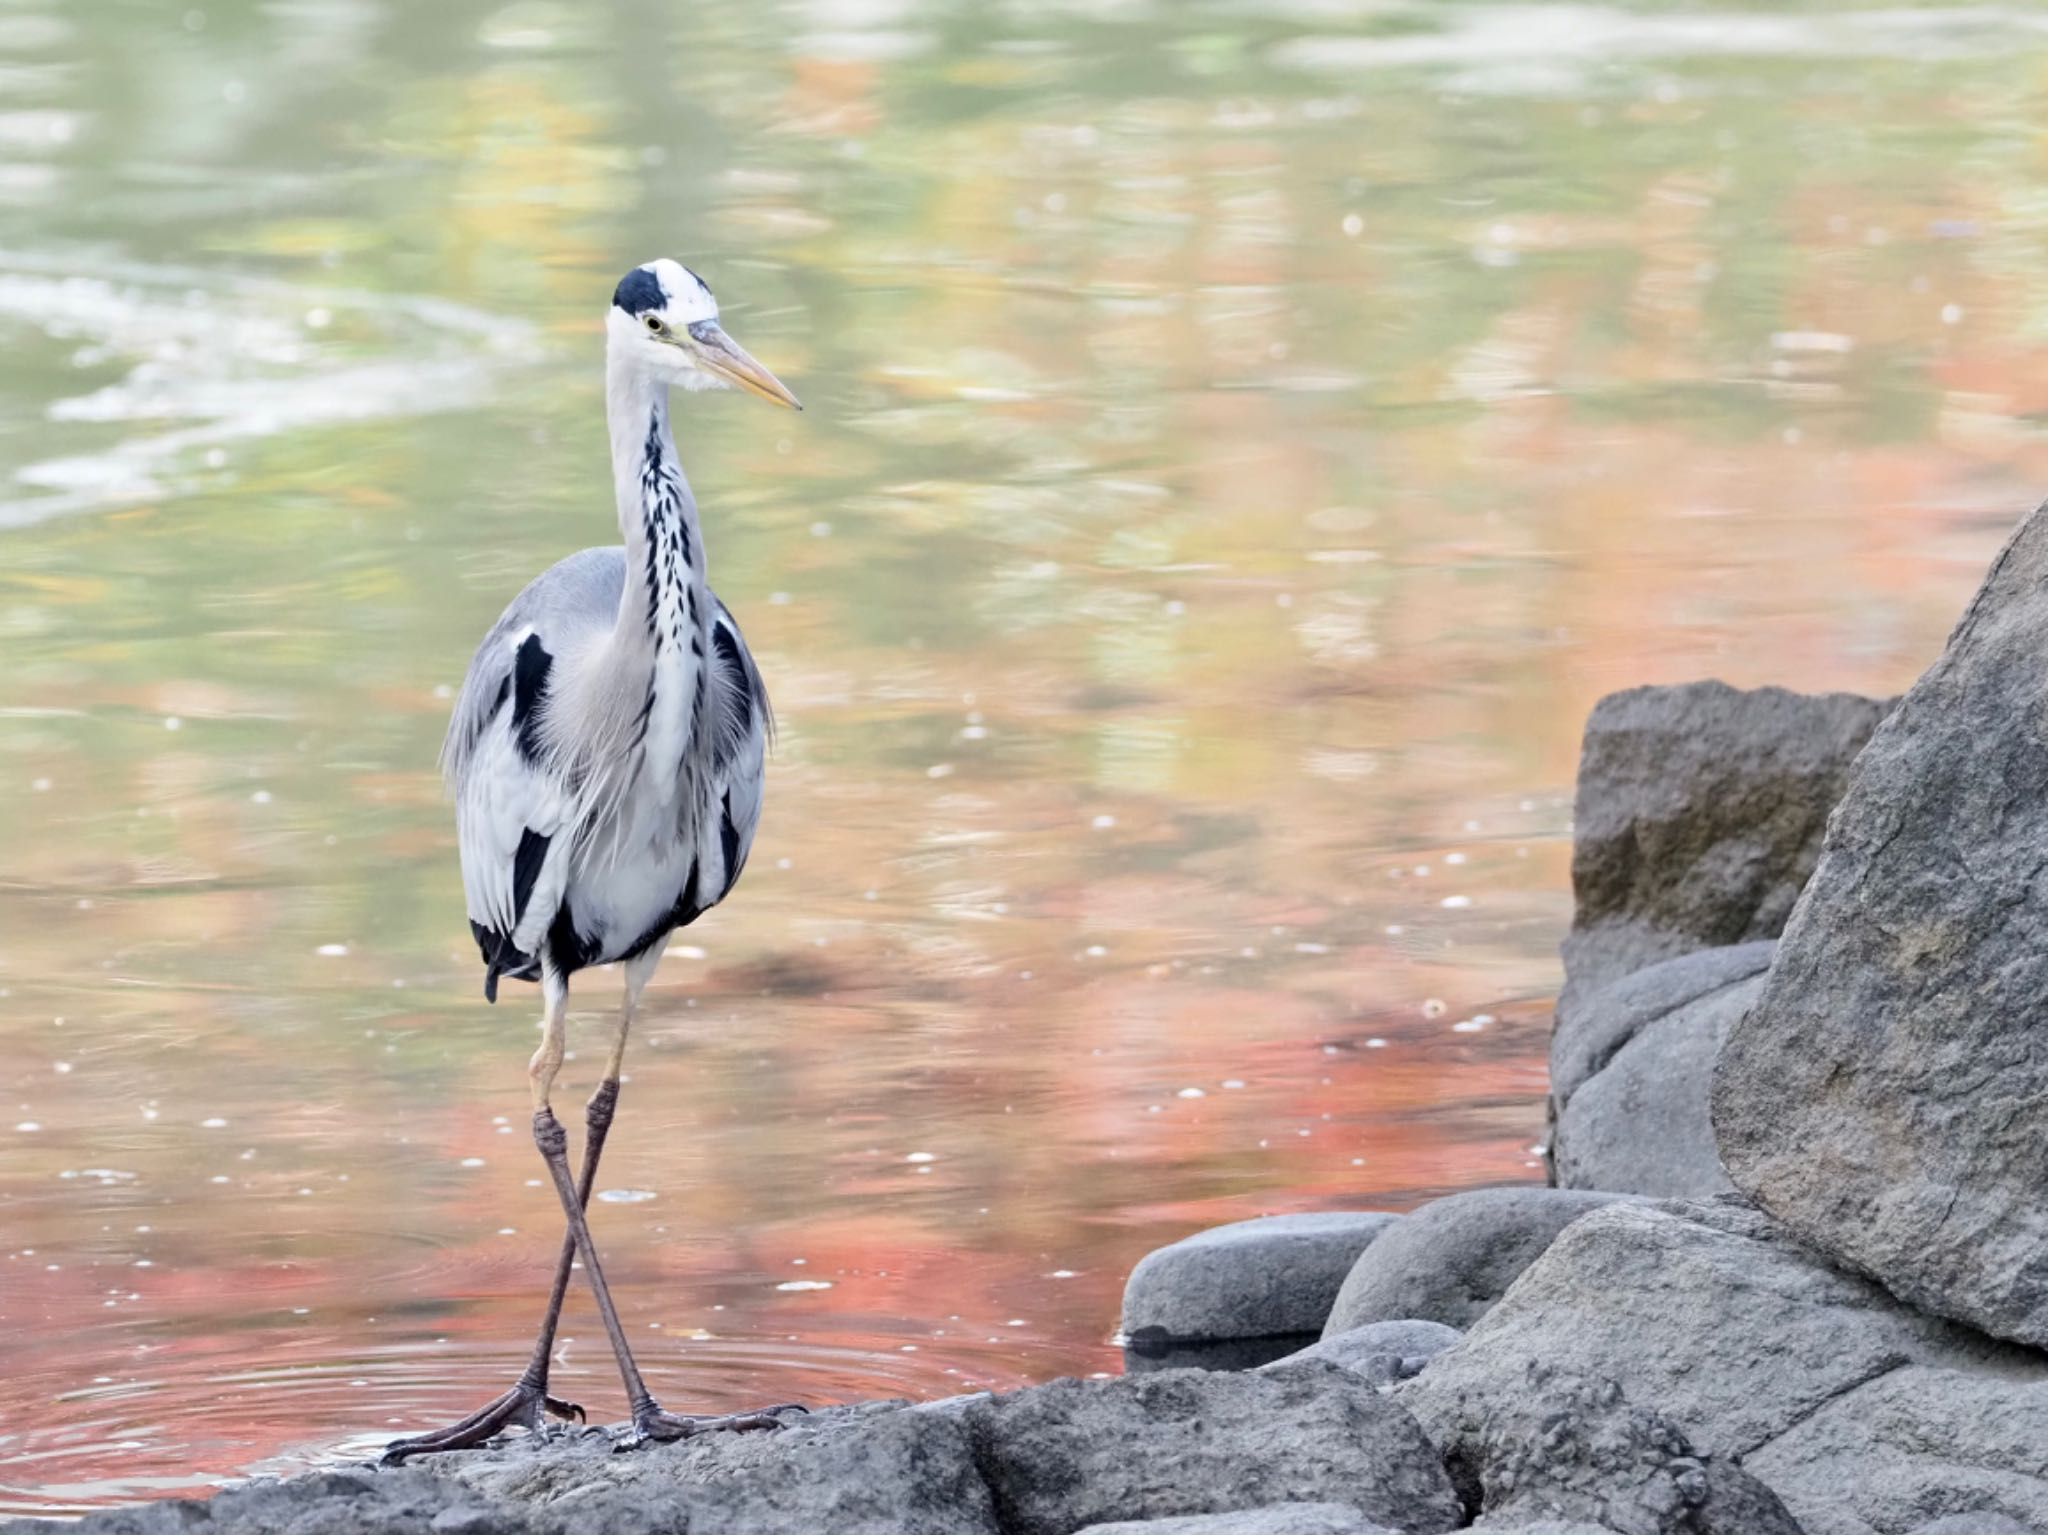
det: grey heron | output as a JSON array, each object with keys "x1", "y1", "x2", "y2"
[{"x1": 384, "y1": 259, "x2": 802, "y2": 1461}]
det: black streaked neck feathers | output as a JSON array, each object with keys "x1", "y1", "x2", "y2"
[{"x1": 607, "y1": 362, "x2": 705, "y2": 656}]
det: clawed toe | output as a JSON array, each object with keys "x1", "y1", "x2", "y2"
[
  {"x1": 615, "y1": 1400, "x2": 807, "y2": 1450},
  {"x1": 544, "y1": 1393, "x2": 586, "y2": 1425},
  {"x1": 382, "y1": 1381, "x2": 581, "y2": 1465}
]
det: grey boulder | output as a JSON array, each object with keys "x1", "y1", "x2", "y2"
[
  {"x1": 1073, "y1": 1506, "x2": 1399, "y2": 1535},
  {"x1": 1905, "y1": 1517, "x2": 2037, "y2": 1535},
  {"x1": 1561, "y1": 680, "x2": 1885, "y2": 1002},
  {"x1": 963, "y1": 1360, "x2": 1462, "y2": 1535},
  {"x1": 1745, "y1": 1365, "x2": 2048, "y2": 1535},
  {"x1": 1714, "y1": 499, "x2": 2048, "y2": 1351},
  {"x1": 1552, "y1": 971, "x2": 1767, "y2": 1197},
  {"x1": 1438, "y1": 1364, "x2": 1801, "y2": 1534},
  {"x1": 1550, "y1": 941, "x2": 1775, "y2": 1109},
  {"x1": 1264, "y1": 1319, "x2": 1464, "y2": 1384},
  {"x1": 1121, "y1": 1212, "x2": 1399, "y2": 1346},
  {"x1": 1401, "y1": 1199, "x2": 2041, "y2": 1466},
  {"x1": 1322, "y1": 1187, "x2": 1633, "y2": 1335}
]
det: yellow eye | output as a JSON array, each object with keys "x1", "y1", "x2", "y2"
[{"x1": 644, "y1": 315, "x2": 664, "y2": 334}]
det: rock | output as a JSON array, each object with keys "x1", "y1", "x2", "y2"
[
  {"x1": 1401, "y1": 1199, "x2": 2041, "y2": 1464},
  {"x1": 1552, "y1": 972, "x2": 1767, "y2": 1197},
  {"x1": 1264, "y1": 1319, "x2": 1464, "y2": 1384},
  {"x1": 1124, "y1": 1333, "x2": 1320, "y2": 1375},
  {"x1": 1322, "y1": 1187, "x2": 1634, "y2": 1335},
  {"x1": 1476, "y1": 1526, "x2": 1628, "y2": 1535},
  {"x1": 1713, "y1": 503, "x2": 2048, "y2": 1351},
  {"x1": 1562, "y1": 680, "x2": 1886, "y2": 1002},
  {"x1": 1744, "y1": 1366, "x2": 2048, "y2": 1535},
  {"x1": 1906, "y1": 1517, "x2": 2037, "y2": 1535},
  {"x1": 1121, "y1": 1212, "x2": 1400, "y2": 1346},
  {"x1": 436, "y1": 1401, "x2": 996, "y2": 1533},
  {"x1": 963, "y1": 1360, "x2": 1463, "y2": 1535},
  {"x1": 0, "y1": 1468, "x2": 527, "y2": 1535},
  {"x1": 6, "y1": 1368, "x2": 1468, "y2": 1535},
  {"x1": 1550, "y1": 941, "x2": 1776, "y2": 1109},
  {"x1": 1435, "y1": 1364, "x2": 1802, "y2": 1534},
  {"x1": 1073, "y1": 1506, "x2": 1399, "y2": 1535},
  {"x1": 0, "y1": 1403, "x2": 1003, "y2": 1535}
]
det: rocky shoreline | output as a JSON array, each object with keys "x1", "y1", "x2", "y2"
[{"x1": 20, "y1": 505, "x2": 2048, "y2": 1534}]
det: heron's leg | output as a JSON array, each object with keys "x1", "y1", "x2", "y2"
[
  {"x1": 496, "y1": 953, "x2": 647, "y2": 1408},
  {"x1": 383, "y1": 970, "x2": 591, "y2": 1464},
  {"x1": 534, "y1": 943, "x2": 802, "y2": 1447}
]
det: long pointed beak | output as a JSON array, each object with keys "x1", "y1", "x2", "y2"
[{"x1": 686, "y1": 321, "x2": 802, "y2": 410}]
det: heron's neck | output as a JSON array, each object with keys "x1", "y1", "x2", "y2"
[{"x1": 607, "y1": 360, "x2": 706, "y2": 659}]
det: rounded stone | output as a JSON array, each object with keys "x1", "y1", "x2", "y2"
[{"x1": 1122, "y1": 1211, "x2": 1402, "y2": 1344}]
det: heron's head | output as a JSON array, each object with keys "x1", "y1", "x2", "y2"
[{"x1": 605, "y1": 258, "x2": 801, "y2": 410}]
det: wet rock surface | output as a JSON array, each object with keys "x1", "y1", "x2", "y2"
[
  {"x1": 1714, "y1": 502, "x2": 2048, "y2": 1352},
  {"x1": 1121, "y1": 1212, "x2": 1401, "y2": 1347},
  {"x1": 1321, "y1": 1188, "x2": 1634, "y2": 1335},
  {"x1": 1561, "y1": 680, "x2": 1884, "y2": 1003}
]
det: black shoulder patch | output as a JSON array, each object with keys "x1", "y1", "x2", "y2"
[
  {"x1": 720, "y1": 790, "x2": 743, "y2": 892},
  {"x1": 511, "y1": 828, "x2": 550, "y2": 923},
  {"x1": 613, "y1": 266, "x2": 666, "y2": 315},
  {"x1": 713, "y1": 621, "x2": 751, "y2": 737},
  {"x1": 512, "y1": 634, "x2": 552, "y2": 763}
]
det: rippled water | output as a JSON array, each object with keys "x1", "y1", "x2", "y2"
[{"x1": 0, "y1": 0, "x2": 2041, "y2": 1514}]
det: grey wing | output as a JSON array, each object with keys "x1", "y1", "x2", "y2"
[
  {"x1": 443, "y1": 548, "x2": 624, "y2": 997},
  {"x1": 704, "y1": 592, "x2": 771, "y2": 904}
]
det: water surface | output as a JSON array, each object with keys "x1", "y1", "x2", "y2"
[{"x1": 1, "y1": 0, "x2": 2042, "y2": 1513}]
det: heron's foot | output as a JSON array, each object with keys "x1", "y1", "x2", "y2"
[
  {"x1": 614, "y1": 1399, "x2": 807, "y2": 1451},
  {"x1": 380, "y1": 1380, "x2": 587, "y2": 1465}
]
